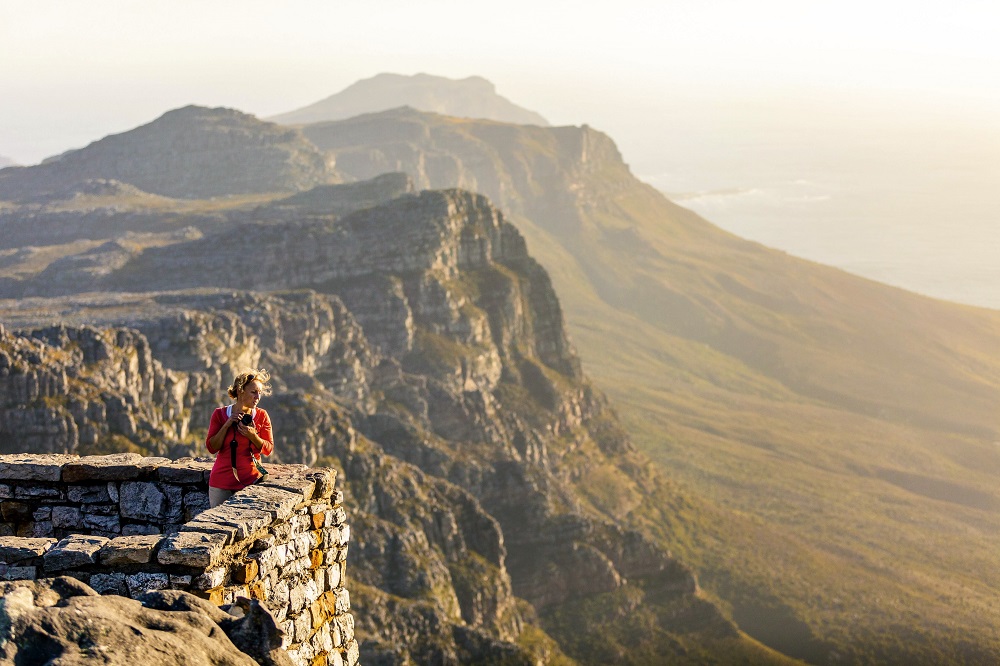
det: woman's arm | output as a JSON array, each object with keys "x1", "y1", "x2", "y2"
[
  {"x1": 206, "y1": 409, "x2": 240, "y2": 454},
  {"x1": 243, "y1": 410, "x2": 274, "y2": 457}
]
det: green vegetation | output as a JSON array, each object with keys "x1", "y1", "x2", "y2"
[
  {"x1": 7, "y1": 106, "x2": 1000, "y2": 663},
  {"x1": 79, "y1": 433, "x2": 149, "y2": 457},
  {"x1": 540, "y1": 580, "x2": 802, "y2": 666},
  {"x1": 326, "y1": 109, "x2": 1000, "y2": 661},
  {"x1": 510, "y1": 183, "x2": 1000, "y2": 663}
]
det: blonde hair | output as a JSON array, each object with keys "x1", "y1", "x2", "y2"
[{"x1": 227, "y1": 368, "x2": 273, "y2": 400}]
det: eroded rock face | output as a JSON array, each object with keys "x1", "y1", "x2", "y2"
[
  {"x1": 0, "y1": 290, "x2": 373, "y2": 461},
  {"x1": 301, "y1": 106, "x2": 629, "y2": 227},
  {"x1": 0, "y1": 577, "x2": 290, "y2": 665},
  {"x1": 0, "y1": 177, "x2": 733, "y2": 663}
]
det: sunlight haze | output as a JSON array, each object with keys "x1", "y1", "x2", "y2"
[
  {"x1": 3, "y1": 0, "x2": 998, "y2": 163},
  {"x1": 4, "y1": 3, "x2": 1000, "y2": 661},
  {"x1": 2, "y1": 0, "x2": 998, "y2": 308}
]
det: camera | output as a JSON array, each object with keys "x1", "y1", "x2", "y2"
[{"x1": 239, "y1": 413, "x2": 253, "y2": 426}]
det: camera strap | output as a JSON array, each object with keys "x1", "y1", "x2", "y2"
[
  {"x1": 229, "y1": 433, "x2": 241, "y2": 483},
  {"x1": 225, "y1": 405, "x2": 259, "y2": 483}
]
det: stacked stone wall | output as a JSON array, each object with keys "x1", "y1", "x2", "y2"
[{"x1": 0, "y1": 452, "x2": 357, "y2": 666}]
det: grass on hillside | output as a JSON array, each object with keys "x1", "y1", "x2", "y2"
[{"x1": 508, "y1": 191, "x2": 1000, "y2": 665}]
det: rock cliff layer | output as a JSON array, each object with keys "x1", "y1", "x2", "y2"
[{"x1": 0, "y1": 177, "x2": 752, "y2": 663}]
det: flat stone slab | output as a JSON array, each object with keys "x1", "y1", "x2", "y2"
[
  {"x1": 0, "y1": 454, "x2": 79, "y2": 482},
  {"x1": 126, "y1": 571, "x2": 170, "y2": 596},
  {"x1": 0, "y1": 537, "x2": 57, "y2": 563},
  {"x1": 0, "y1": 564, "x2": 38, "y2": 581},
  {"x1": 260, "y1": 477, "x2": 316, "y2": 503},
  {"x1": 99, "y1": 534, "x2": 165, "y2": 566},
  {"x1": 44, "y1": 535, "x2": 109, "y2": 572},
  {"x1": 187, "y1": 504, "x2": 273, "y2": 541},
  {"x1": 180, "y1": 520, "x2": 239, "y2": 544},
  {"x1": 120, "y1": 481, "x2": 168, "y2": 521},
  {"x1": 61, "y1": 453, "x2": 146, "y2": 482},
  {"x1": 136, "y1": 457, "x2": 172, "y2": 477},
  {"x1": 66, "y1": 484, "x2": 112, "y2": 503},
  {"x1": 226, "y1": 486, "x2": 302, "y2": 522},
  {"x1": 157, "y1": 531, "x2": 229, "y2": 568},
  {"x1": 157, "y1": 460, "x2": 214, "y2": 484},
  {"x1": 305, "y1": 468, "x2": 337, "y2": 499}
]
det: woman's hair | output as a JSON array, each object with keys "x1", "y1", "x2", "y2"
[{"x1": 227, "y1": 368, "x2": 273, "y2": 400}]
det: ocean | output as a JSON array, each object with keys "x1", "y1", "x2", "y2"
[{"x1": 627, "y1": 97, "x2": 1000, "y2": 311}]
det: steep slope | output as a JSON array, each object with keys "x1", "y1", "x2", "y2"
[
  {"x1": 0, "y1": 106, "x2": 335, "y2": 201},
  {"x1": 0, "y1": 181, "x2": 786, "y2": 664},
  {"x1": 269, "y1": 73, "x2": 548, "y2": 127},
  {"x1": 296, "y1": 108, "x2": 1000, "y2": 664}
]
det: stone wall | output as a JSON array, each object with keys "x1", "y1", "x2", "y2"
[{"x1": 0, "y1": 452, "x2": 357, "y2": 666}]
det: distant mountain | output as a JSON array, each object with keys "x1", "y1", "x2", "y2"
[
  {"x1": 269, "y1": 72, "x2": 548, "y2": 127},
  {"x1": 0, "y1": 106, "x2": 335, "y2": 201},
  {"x1": 0, "y1": 154, "x2": 17, "y2": 168}
]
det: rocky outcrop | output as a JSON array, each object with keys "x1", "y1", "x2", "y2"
[
  {"x1": 0, "y1": 106, "x2": 336, "y2": 201},
  {"x1": 0, "y1": 577, "x2": 284, "y2": 666},
  {"x1": 0, "y1": 171, "x2": 747, "y2": 663},
  {"x1": 0, "y1": 290, "x2": 374, "y2": 461},
  {"x1": 299, "y1": 106, "x2": 629, "y2": 229},
  {"x1": 269, "y1": 72, "x2": 549, "y2": 127},
  {"x1": 248, "y1": 172, "x2": 414, "y2": 221},
  {"x1": 0, "y1": 454, "x2": 353, "y2": 666}
]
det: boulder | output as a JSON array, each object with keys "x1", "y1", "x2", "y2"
[{"x1": 0, "y1": 577, "x2": 290, "y2": 665}]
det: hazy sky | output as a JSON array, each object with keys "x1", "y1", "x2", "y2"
[{"x1": 2, "y1": 0, "x2": 999, "y2": 165}]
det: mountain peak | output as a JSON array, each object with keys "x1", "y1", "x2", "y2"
[
  {"x1": 268, "y1": 72, "x2": 548, "y2": 127},
  {"x1": 0, "y1": 105, "x2": 334, "y2": 201}
]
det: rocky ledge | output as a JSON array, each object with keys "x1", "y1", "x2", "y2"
[{"x1": 0, "y1": 453, "x2": 354, "y2": 666}]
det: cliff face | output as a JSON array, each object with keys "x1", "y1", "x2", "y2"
[
  {"x1": 0, "y1": 175, "x2": 747, "y2": 663},
  {"x1": 300, "y1": 107, "x2": 1000, "y2": 437},
  {"x1": 0, "y1": 106, "x2": 336, "y2": 201},
  {"x1": 300, "y1": 107, "x2": 632, "y2": 233},
  {"x1": 292, "y1": 105, "x2": 1000, "y2": 664}
]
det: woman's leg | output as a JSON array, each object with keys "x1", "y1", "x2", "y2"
[{"x1": 208, "y1": 486, "x2": 235, "y2": 508}]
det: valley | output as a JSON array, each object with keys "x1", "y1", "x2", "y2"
[{"x1": 2, "y1": 86, "x2": 999, "y2": 664}]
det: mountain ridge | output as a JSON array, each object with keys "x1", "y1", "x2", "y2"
[
  {"x1": 4, "y1": 90, "x2": 1000, "y2": 662},
  {"x1": 0, "y1": 166, "x2": 783, "y2": 663},
  {"x1": 290, "y1": 104, "x2": 1000, "y2": 663},
  {"x1": 269, "y1": 72, "x2": 549, "y2": 127},
  {"x1": 0, "y1": 106, "x2": 336, "y2": 201}
]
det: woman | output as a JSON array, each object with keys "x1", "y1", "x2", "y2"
[{"x1": 206, "y1": 369, "x2": 274, "y2": 508}]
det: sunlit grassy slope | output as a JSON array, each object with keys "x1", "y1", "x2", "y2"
[
  {"x1": 303, "y1": 108, "x2": 1000, "y2": 663},
  {"x1": 510, "y1": 182, "x2": 1000, "y2": 664}
]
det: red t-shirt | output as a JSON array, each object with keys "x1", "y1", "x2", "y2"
[{"x1": 206, "y1": 406, "x2": 274, "y2": 490}]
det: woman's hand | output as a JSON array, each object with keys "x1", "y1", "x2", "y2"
[{"x1": 236, "y1": 420, "x2": 262, "y2": 449}]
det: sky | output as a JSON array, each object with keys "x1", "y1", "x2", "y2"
[
  {"x1": 2, "y1": 0, "x2": 999, "y2": 309},
  {"x1": 2, "y1": 0, "x2": 999, "y2": 166}
]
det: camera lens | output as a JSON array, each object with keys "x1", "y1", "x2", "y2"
[{"x1": 240, "y1": 414, "x2": 253, "y2": 426}]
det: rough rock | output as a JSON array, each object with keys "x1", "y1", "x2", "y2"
[
  {"x1": 0, "y1": 577, "x2": 288, "y2": 665},
  {"x1": 0, "y1": 169, "x2": 738, "y2": 663}
]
